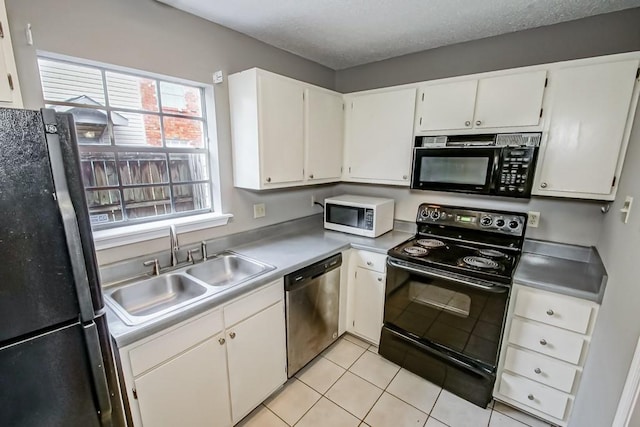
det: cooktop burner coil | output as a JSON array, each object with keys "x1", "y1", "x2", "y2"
[
  {"x1": 417, "y1": 239, "x2": 446, "y2": 249},
  {"x1": 403, "y1": 246, "x2": 429, "y2": 256},
  {"x1": 461, "y1": 256, "x2": 500, "y2": 270}
]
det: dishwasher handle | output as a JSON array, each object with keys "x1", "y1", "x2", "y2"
[{"x1": 285, "y1": 253, "x2": 342, "y2": 291}]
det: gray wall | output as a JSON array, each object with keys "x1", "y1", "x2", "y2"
[
  {"x1": 5, "y1": 0, "x2": 338, "y2": 265},
  {"x1": 570, "y1": 107, "x2": 640, "y2": 426},
  {"x1": 335, "y1": 7, "x2": 640, "y2": 92}
]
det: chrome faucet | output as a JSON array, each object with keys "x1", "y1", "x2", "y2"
[{"x1": 169, "y1": 225, "x2": 179, "y2": 267}]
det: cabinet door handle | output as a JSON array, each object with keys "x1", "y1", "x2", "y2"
[
  {"x1": 534, "y1": 368, "x2": 542, "y2": 374},
  {"x1": 218, "y1": 337, "x2": 226, "y2": 345},
  {"x1": 528, "y1": 394, "x2": 535, "y2": 401},
  {"x1": 475, "y1": 120, "x2": 482, "y2": 126},
  {"x1": 377, "y1": 277, "x2": 383, "y2": 282},
  {"x1": 540, "y1": 182, "x2": 548, "y2": 189},
  {"x1": 367, "y1": 261, "x2": 373, "y2": 266},
  {"x1": 539, "y1": 339, "x2": 548, "y2": 346},
  {"x1": 266, "y1": 177, "x2": 271, "y2": 183},
  {"x1": 465, "y1": 120, "x2": 471, "y2": 127},
  {"x1": 229, "y1": 332, "x2": 236, "y2": 339},
  {"x1": 309, "y1": 174, "x2": 314, "y2": 179},
  {"x1": 546, "y1": 309, "x2": 554, "y2": 316},
  {"x1": 403, "y1": 175, "x2": 408, "y2": 180}
]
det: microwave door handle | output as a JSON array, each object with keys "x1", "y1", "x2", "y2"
[{"x1": 387, "y1": 259, "x2": 506, "y2": 293}]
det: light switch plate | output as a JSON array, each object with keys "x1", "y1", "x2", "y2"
[
  {"x1": 621, "y1": 196, "x2": 633, "y2": 224},
  {"x1": 253, "y1": 203, "x2": 266, "y2": 218},
  {"x1": 213, "y1": 70, "x2": 224, "y2": 84}
]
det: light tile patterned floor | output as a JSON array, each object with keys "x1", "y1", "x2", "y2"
[{"x1": 239, "y1": 335, "x2": 552, "y2": 427}]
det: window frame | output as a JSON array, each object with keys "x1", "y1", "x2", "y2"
[{"x1": 38, "y1": 54, "x2": 220, "y2": 231}]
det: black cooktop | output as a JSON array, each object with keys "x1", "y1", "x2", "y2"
[{"x1": 388, "y1": 236, "x2": 519, "y2": 284}]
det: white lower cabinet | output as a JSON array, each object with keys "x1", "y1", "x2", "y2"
[
  {"x1": 347, "y1": 250, "x2": 387, "y2": 345},
  {"x1": 119, "y1": 279, "x2": 286, "y2": 427},
  {"x1": 134, "y1": 335, "x2": 231, "y2": 427},
  {"x1": 226, "y1": 301, "x2": 286, "y2": 424},
  {"x1": 494, "y1": 284, "x2": 599, "y2": 426}
]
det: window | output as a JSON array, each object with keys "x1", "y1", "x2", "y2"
[{"x1": 38, "y1": 57, "x2": 214, "y2": 229}]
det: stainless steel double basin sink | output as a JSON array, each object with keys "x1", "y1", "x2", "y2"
[{"x1": 104, "y1": 251, "x2": 274, "y2": 326}]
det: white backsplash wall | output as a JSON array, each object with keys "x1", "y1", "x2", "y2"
[{"x1": 336, "y1": 183, "x2": 606, "y2": 247}]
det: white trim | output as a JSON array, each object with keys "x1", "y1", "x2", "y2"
[
  {"x1": 614, "y1": 336, "x2": 640, "y2": 427},
  {"x1": 92, "y1": 213, "x2": 233, "y2": 251}
]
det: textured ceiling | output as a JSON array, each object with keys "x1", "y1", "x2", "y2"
[{"x1": 158, "y1": 0, "x2": 640, "y2": 69}]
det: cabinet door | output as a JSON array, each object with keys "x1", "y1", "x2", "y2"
[
  {"x1": 305, "y1": 89, "x2": 343, "y2": 181},
  {"x1": 134, "y1": 335, "x2": 231, "y2": 427},
  {"x1": 345, "y1": 88, "x2": 416, "y2": 184},
  {"x1": 474, "y1": 71, "x2": 547, "y2": 129},
  {"x1": 535, "y1": 60, "x2": 638, "y2": 197},
  {"x1": 227, "y1": 301, "x2": 287, "y2": 424},
  {"x1": 351, "y1": 267, "x2": 385, "y2": 345},
  {"x1": 416, "y1": 80, "x2": 477, "y2": 131},
  {"x1": 0, "y1": 40, "x2": 12, "y2": 103},
  {"x1": 258, "y1": 74, "x2": 305, "y2": 185}
]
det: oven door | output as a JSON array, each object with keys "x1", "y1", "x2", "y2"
[
  {"x1": 411, "y1": 148, "x2": 499, "y2": 194},
  {"x1": 383, "y1": 258, "x2": 509, "y2": 369}
]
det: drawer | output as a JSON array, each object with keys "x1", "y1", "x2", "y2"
[
  {"x1": 504, "y1": 346, "x2": 578, "y2": 393},
  {"x1": 224, "y1": 279, "x2": 283, "y2": 327},
  {"x1": 508, "y1": 318, "x2": 585, "y2": 364},
  {"x1": 129, "y1": 308, "x2": 223, "y2": 377},
  {"x1": 499, "y1": 372, "x2": 570, "y2": 420},
  {"x1": 356, "y1": 250, "x2": 387, "y2": 273},
  {"x1": 514, "y1": 287, "x2": 594, "y2": 334}
]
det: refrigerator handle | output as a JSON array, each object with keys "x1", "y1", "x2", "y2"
[
  {"x1": 41, "y1": 108, "x2": 95, "y2": 323},
  {"x1": 84, "y1": 321, "x2": 114, "y2": 426}
]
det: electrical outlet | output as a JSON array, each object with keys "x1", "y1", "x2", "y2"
[
  {"x1": 528, "y1": 211, "x2": 540, "y2": 228},
  {"x1": 311, "y1": 195, "x2": 316, "y2": 207},
  {"x1": 253, "y1": 203, "x2": 265, "y2": 218}
]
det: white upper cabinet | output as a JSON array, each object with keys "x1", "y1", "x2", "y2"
[
  {"x1": 474, "y1": 71, "x2": 547, "y2": 129},
  {"x1": 258, "y1": 73, "x2": 305, "y2": 185},
  {"x1": 305, "y1": 88, "x2": 344, "y2": 182},
  {"x1": 229, "y1": 68, "x2": 342, "y2": 190},
  {"x1": 417, "y1": 80, "x2": 477, "y2": 131},
  {"x1": 0, "y1": 0, "x2": 22, "y2": 107},
  {"x1": 416, "y1": 70, "x2": 546, "y2": 133},
  {"x1": 344, "y1": 88, "x2": 417, "y2": 185},
  {"x1": 533, "y1": 59, "x2": 639, "y2": 200}
]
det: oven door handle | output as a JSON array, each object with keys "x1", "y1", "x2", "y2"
[
  {"x1": 384, "y1": 326, "x2": 493, "y2": 379},
  {"x1": 387, "y1": 259, "x2": 507, "y2": 293}
]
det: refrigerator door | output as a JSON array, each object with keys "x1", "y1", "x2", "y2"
[
  {"x1": 0, "y1": 108, "x2": 81, "y2": 342},
  {"x1": 0, "y1": 322, "x2": 102, "y2": 427}
]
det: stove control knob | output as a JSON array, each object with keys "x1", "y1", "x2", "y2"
[
  {"x1": 430, "y1": 210, "x2": 441, "y2": 220},
  {"x1": 509, "y1": 220, "x2": 520, "y2": 229},
  {"x1": 420, "y1": 210, "x2": 429, "y2": 218},
  {"x1": 480, "y1": 216, "x2": 493, "y2": 227},
  {"x1": 495, "y1": 219, "x2": 505, "y2": 227}
]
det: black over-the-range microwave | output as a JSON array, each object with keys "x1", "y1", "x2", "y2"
[{"x1": 410, "y1": 132, "x2": 541, "y2": 198}]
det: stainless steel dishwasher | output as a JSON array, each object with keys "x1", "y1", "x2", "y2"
[{"x1": 285, "y1": 253, "x2": 342, "y2": 377}]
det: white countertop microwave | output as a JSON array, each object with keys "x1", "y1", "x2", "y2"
[{"x1": 324, "y1": 195, "x2": 395, "y2": 238}]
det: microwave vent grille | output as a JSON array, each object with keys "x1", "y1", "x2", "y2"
[
  {"x1": 420, "y1": 136, "x2": 448, "y2": 147},
  {"x1": 496, "y1": 133, "x2": 541, "y2": 147}
]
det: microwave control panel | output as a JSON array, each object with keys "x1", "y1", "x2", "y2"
[
  {"x1": 496, "y1": 147, "x2": 538, "y2": 197},
  {"x1": 363, "y1": 208, "x2": 374, "y2": 230}
]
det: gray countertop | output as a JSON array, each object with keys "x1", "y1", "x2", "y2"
[
  {"x1": 106, "y1": 219, "x2": 412, "y2": 347},
  {"x1": 514, "y1": 239, "x2": 608, "y2": 303}
]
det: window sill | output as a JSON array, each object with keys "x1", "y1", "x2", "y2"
[{"x1": 92, "y1": 213, "x2": 233, "y2": 251}]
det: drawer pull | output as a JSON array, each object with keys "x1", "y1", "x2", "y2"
[
  {"x1": 218, "y1": 338, "x2": 225, "y2": 345},
  {"x1": 540, "y1": 339, "x2": 548, "y2": 346},
  {"x1": 546, "y1": 309, "x2": 555, "y2": 316},
  {"x1": 528, "y1": 394, "x2": 535, "y2": 401},
  {"x1": 367, "y1": 261, "x2": 373, "y2": 266},
  {"x1": 534, "y1": 368, "x2": 542, "y2": 374},
  {"x1": 377, "y1": 277, "x2": 383, "y2": 282},
  {"x1": 229, "y1": 332, "x2": 236, "y2": 339}
]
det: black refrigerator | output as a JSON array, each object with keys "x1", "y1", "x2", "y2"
[{"x1": 0, "y1": 107, "x2": 124, "y2": 426}]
